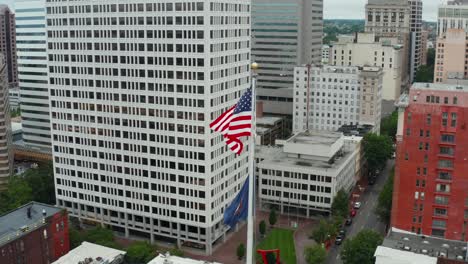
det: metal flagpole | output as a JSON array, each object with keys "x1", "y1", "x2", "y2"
[{"x1": 246, "y1": 62, "x2": 258, "y2": 263}]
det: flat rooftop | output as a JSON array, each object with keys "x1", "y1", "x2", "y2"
[
  {"x1": 382, "y1": 228, "x2": 468, "y2": 261},
  {"x1": 53, "y1": 242, "x2": 126, "y2": 264},
  {"x1": 0, "y1": 202, "x2": 62, "y2": 247},
  {"x1": 287, "y1": 131, "x2": 342, "y2": 147},
  {"x1": 148, "y1": 254, "x2": 222, "y2": 264},
  {"x1": 257, "y1": 116, "x2": 283, "y2": 126},
  {"x1": 412, "y1": 82, "x2": 468, "y2": 92}
]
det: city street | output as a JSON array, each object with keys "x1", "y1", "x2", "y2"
[{"x1": 325, "y1": 159, "x2": 395, "y2": 264}]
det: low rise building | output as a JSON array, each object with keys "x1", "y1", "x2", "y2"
[
  {"x1": 258, "y1": 131, "x2": 360, "y2": 217},
  {"x1": 148, "y1": 253, "x2": 222, "y2": 264},
  {"x1": 0, "y1": 202, "x2": 69, "y2": 264},
  {"x1": 293, "y1": 65, "x2": 382, "y2": 133},
  {"x1": 256, "y1": 116, "x2": 286, "y2": 146},
  {"x1": 53, "y1": 242, "x2": 126, "y2": 264},
  {"x1": 374, "y1": 228, "x2": 468, "y2": 264}
]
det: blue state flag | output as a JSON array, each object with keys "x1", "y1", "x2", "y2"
[{"x1": 224, "y1": 177, "x2": 249, "y2": 228}]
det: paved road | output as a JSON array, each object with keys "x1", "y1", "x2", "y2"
[{"x1": 325, "y1": 159, "x2": 395, "y2": 264}]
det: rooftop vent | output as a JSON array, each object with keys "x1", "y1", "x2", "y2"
[
  {"x1": 27, "y1": 207, "x2": 31, "y2": 219},
  {"x1": 403, "y1": 245, "x2": 411, "y2": 251},
  {"x1": 421, "y1": 249, "x2": 428, "y2": 254},
  {"x1": 403, "y1": 237, "x2": 410, "y2": 241},
  {"x1": 439, "y1": 252, "x2": 447, "y2": 257},
  {"x1": 42, "y1": 209, "x2": 46, "y2": 216},
  {"x1": 442, "y1": 243, "x2": 450, "y2": 248}
]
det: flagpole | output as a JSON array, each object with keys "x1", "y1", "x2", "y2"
[{"x1": 246, "y1": 62, "x2": 258, "y2": 264}]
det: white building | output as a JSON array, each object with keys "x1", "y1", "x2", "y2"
[
  {"x1": 252, "y1": 0, "x2": 323, "y2": 115},
  {"x1": 437, "y1": 0, "x2": 468, "y2": 38},
  {"x1": 148, "y1": 253, "x2": 222, "y2": 264},
  {"x1": 53, "y1": 242, "x2": 126, "y2": 264},
  {"x1": 257, "y1": 131, "x2": 360, "y2": 217},
  {"x1": 293, "y1": 65, "x2": 383, "y2": 133},
  {"x1": 0, "y1": 56, "x2": 12, "y2": 191},
  {"x1": 322, "y1": 45, "x2": 330, "y2": 64},
  {"x1": 8, "y1": 87, "x2": 20, "y2": 111},
  {"x1": 15, "y1": 0, "x2": 51, "y2": 151},
  {"x1": 330, "y1": 33, "x2": 403, "y2": 103},
  {"x1": 47, "y1": 0, "x2": 251, "y2": 255},
  {"x1": 408, "y1": 0, "x2": 423, "y2": 81}
]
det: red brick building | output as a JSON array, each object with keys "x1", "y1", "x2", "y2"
[
  {"x1": 392, "y1": 83, "x2": 468, "y2": 241},
  {"x1": 0, "y1": 202, "x2": 69, "y2": 264}
]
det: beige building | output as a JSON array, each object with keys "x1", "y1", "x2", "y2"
[
  {"x1": 330, "y1": 33, "x2": 403, "y2": 103},
  {"x1": 0, "y1": 56, "x2": 12, "y2": 191},
  {"x1": 434, "y1": 29, "x2": 468, "y2": 84},
  {"x1": 420, "y1": 30, "x2": 428, "y2": 65}
]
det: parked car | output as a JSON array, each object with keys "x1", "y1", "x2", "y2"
[
  {"x1": 354, "y1": 202, "x2": 362, "y2": 209},
  {"x1": 345, "y1": 218, "x2": 352, "y2": 225},
  {"x1": 350, "y1": 209, "x2": 356, "y2": 217},
  {"x1": 339, "y1": 229, "x2": 346, "y2": 237},
  {"x1": 335, "y1": 235, "x2": 344, "y2": 245},
  {"x1": 369, "y1": 177, "x2": 376, "y2": 185}
]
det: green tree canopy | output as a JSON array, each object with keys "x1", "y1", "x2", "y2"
[
  {"x1": 380, "y1": 111, "x2": 398, "y2": 141},
  {"x1": 125, "y1": 241, "x2": 156, "y2": 264},
  {"x1": 331, "y1": 189, "x2": 349, "y2": 219},
  {"x1": 305, "y1": 244, "x2": 327, "y2": 264},
  {"x1": 340, "y1": 230, "x2": 383, "y2": 264},
  {"x1": 311, "y1": 219, "x2": 337, "y2": 243},
  {"x1": 414, "y1": 65, "x2": 434, "y2": 83},
  {"x1": 375, "y1": 169, "x2": 394, "y2": 224},
  {"x1": 269, "y1": 209, "x2": 277, "y2": 226},
  {"x1": 0, "y1": 176, "x2": 32, "y2": 214},
  {"x1": 259, "y1": 220, "x2": 266, "y2": 236},
  {"x1": 363, "y1": 133, "x2": 393, "y2": 173}
]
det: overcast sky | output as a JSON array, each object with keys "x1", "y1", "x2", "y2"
[{"x1": 0, "y1": 0, "x2": 442, "y2": 21}]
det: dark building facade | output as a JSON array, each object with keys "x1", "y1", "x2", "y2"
[
  {"x1": 0, "y1": 5, "x2": 17, "y2": 87},
  {"x1": 0, "y1": 202, "x2": 69, "y2": 264}
]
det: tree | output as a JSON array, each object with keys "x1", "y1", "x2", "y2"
[
  {"x1": 169, "y1": 247, "x2": 184, "y2": 257},
  {"x1": 125, "y1": 241, "x2": 156, "y2": 264},
  {"x1": 414, "y1": 65, "x2": 434, "y2": 83},
  {"x1": 331, "y1": 189, "x2": 349, "y2": 218},
  {"x1": 83, "y1": 226, "x2": 120, "y2": 249},
  {"x1": 22, "y1": 162, "x2": 55, "y2": 205},
  {"x1": 0, "y1": 176, "x2": 32, "y2": 214},
  {"x1": 236, "y1": 243, "x2": 245, "y2": 260},
  {"x1": 340, "y1": 230, "x2": 383, "y2": 264},
  {"x1": 311, "y1": 219, "x2": 337, "y2": 243},
  {"x1": 380, "y1": 111, "x2": 398, "y2": 141},
  {"x1": 259, "y1": 220, "x2": 266, "y2": 237},
  {"x1": 375, "y1": 169, "x2": 394, "y2": 224},
  {"x1": 363, "y1": 133, "x2": 393, "y2": 174},
  {"x1": 305, "y1": 244, "x2": 327, "y2": 264},
  {"x1": 426, "y1": 48, "x2": 435, "y2": 67},
  {"x1": 69, "y1": 226, "x2": 84, "y2": 249},
  {"x1": 269, "y1": 209, "x2": 277, "y2": 227}
]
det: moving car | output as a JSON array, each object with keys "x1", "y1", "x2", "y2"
[
  {"x1": 369, "y1": 177, "x2": 376, "y2": 185},
  {"x1": 354, "y1": 202, "x2": 362, "y2": 209},
  {"x1": 345, "y1": 218, "x2": 352, "y2": 225},
  {"x1": 335, "y1": 235, "x2": 344, "y2": 245},
  {"x1": 350, "y1": 209, "x2": 356, "y2": 217}
]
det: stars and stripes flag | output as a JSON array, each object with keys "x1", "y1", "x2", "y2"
[{"x1": 210, "y1": 88, "x2": 252, "y2": 155}]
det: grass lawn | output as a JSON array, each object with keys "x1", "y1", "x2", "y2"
[{"x1": 257, "y1": 228, "x2": 296, "y2": 264}]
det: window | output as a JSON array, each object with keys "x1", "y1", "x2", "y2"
[
  {"x1": 432, "y1": 220, "x2": 446, "y2": 228},
  {"x1": 426, "y1": 114, "x2": 431, "y2": 125},
  {"x1": 451, "y1": 113, "x2": 457, "y2": 127},
  {"x1": 453, "y1": 96, "x2": 458, "y2": 105},
  {"x1": 431, "y1": 229, "x2": 445, "y2": 237},
  {"x1": 442, "y1": 112, "x2": 448, "y2": 126},
  {"x1": 434, "y1": 208, "x2": 447, "y2": 216},
  {"x1": 436, "y1": 184, "x2": 450, "y2": 193},
  {"x1": 441, "y1": 134, "x2": 455, "y2": 143},
  {"x1": 435, "y1": 195, "x2": 449, "y2": 205},
  {"x1": 406, "y1": 128, "x2": 410, "y2": 136},
  {"x1": 438, "y1": 160, "x2": 453, "y2": 168},
  {"x1": 438, "y1": 172, "x2": 452, "y2": 180},
  {"x1": 440, "y1": 147, "x2": 454, "y2": 156}
]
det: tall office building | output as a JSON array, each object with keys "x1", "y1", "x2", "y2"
[
  {"x1": 47, "y1": 0, "x2": 250, "y2": 255},
  {"x1": 0, "y1": 5, "x2": 18, "y2": 87},
  {"x1": 434, "y1": 29, "x2": 468, "y2": 84},
  {"x1": 408, "y1": 0, "x2": 422, "y2": 81},
  {"x1": 0, "y1": 55, "x2": 13, "y2": 191},
  {"x1": 393, "y1": 83, "x2": 468, "y2": 241},
  {"x1": 15, "y1": 0, "x2": 51, "y2": 151},
  {"x1": 252, "y1": 0, "x2": 323, "y2": 115},
  {"x1": 293, "y1": 65, "x2": 382, "y2": 133},
  {"x1": 437, "y1": 0, "x2": 468, "y2": 38},
  {"x1": 365, "y1": 0, "x2": 410, "y2": 85}
]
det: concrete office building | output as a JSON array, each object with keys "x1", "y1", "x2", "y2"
[
  {"x1": 15, "y1": 0, "x2": 51, "y2": 151},
  {"x1": 252, "y1": 0, "x2": 323, "y2": 115},
  {"x1": 330, "y1": 33, "x2": 402, "y2": 103},
  {"x1": 437, "y1": 0, "x2": 468, "y2": 38},
  {"x1": 47, "y1": 0, "x2": 251, "y2": 255},
  {"x1": 322, "y1": 44, "x2": 330, "y2": 64},
  {"x1": 420, "y1": 30, "x2": 428, "y2": 65},
  {"x1": 293, "y1": 65, "x2": 383, "y2": 133},
  {"x1": 257, "y1": 131, "x2": 360, "y2": 217},
  {"x1": 0, "y1": 5, "x2": 17, "y2": 87},
  {"x1": 434, "y1": 29, "x2": 468, "y2": 84},
  {"x1": 0, "y1": 57, "x2": 12, "y2": 191},
  {"x1": 365, "y1": 0, "x2": 410, "y2": 84},
  {"x1": 393, "y1": 83, "x2": 468, "y2": 241},
  {"x1": 408, "y1": 0, "x2": 423, "y2": 81}
]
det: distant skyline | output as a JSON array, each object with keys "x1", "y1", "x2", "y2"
[{"x1": 0, "y1": 0, "x2": 442, "y2": 21}]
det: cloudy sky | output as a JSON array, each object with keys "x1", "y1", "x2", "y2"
[{"x1": 0, "y1": 0, "x2": 442, "y2": 21}]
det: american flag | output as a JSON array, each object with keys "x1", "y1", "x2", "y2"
[{"x1": 210, "y1": 88, "x2": 252, "y2": 155}]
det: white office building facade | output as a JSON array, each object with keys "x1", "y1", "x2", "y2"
[
  {"x1": 293, "y1": 65, "x2": 383, "y2": 133},
  {"x1": 437, "y1": 1, "x2": 468, "y2": 38},
  {"x1": 47, "y1": 0, "x2": 250, "y2": 255},
  {"x1": 15, "y1": 0, "x2": 51, "y2": 151}
]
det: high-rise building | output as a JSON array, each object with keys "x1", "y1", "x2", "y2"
[
  {"x1": 437, "y1": 0, "x2": 468, "y2": 38},
  {"x1": 392, "y1": 83, "x2": 468, "y2": 241},
  {"x1": 365, "y1": 0, "x2": 410, "y2": 84},
  {"x1": 15, "y1": 0, "x2": 51, "y2": 151},
  {"x1": 330, "y1": 33, "x2": 403, "y2": 103},
  {"x1": 293, "y1": 65, "x2": 382, "y2": 133},
  {"x1": 434, "y1": 29, "x2": 468, "y2": 84},
  {"x1": 252, "y1": 0, "x2": 323, "y2": 116},
  {"x1": 0, "y1": 5, "x2": 18, "y2": 87},
  {"x1": 408, "y1": 0, "x2": 423, "y2": 81},
  {"x1": 0, "y1": 55, "x2": 12, "y2": 191},
  {"x1": 420, "y1": 30, "x2": 428, "y2": 66},
  {"x1": 47, "y1": 0, "x2": 251, "y2": 255}
]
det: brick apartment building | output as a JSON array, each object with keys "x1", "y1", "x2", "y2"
[
  {"x1": 0, "y1": 202, "x2": 69, "y2": 264},
  {"x1": 392, "y1": 83, "x2": 468, "y2": 241}
]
